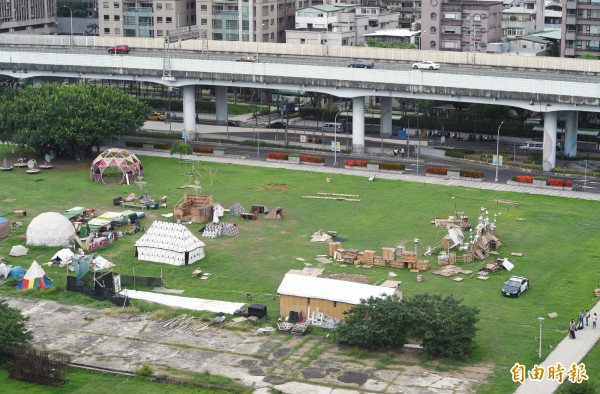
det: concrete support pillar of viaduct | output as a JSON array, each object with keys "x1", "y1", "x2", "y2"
[
  {"x1": 182, "y1": 85, "x2": 196, "y2": 137},
  {"x1": 564, "y1": 110, "x2": 578, "y2": 158},
  {"x1": 352, "y1": 96, "x2": 365, "y2": 154},
  {"x1": 215, "y1": 86, "x2": 228, "y2": 125},
  {"x1": 542, "y1": 111, "x2": 558, "y2": 172},
  {"x1": 380, "y1": 97, "x2": 393, "y2": 138}
]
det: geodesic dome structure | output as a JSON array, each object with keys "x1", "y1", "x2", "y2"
[{"x1": 90, "y1": 148, "x2": 143, "y2": 184}]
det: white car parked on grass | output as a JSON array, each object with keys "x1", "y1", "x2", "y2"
[{"x1": 412, "y1": 61, "x2": 440, "y2": 70}]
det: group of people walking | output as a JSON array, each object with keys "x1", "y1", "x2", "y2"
[{"x1": 569, "y1": 309, "x2": 597, "y2": 339}]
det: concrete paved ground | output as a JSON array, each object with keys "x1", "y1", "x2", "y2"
[{"x1": 3, "y1": 297, "x2": 487, "y2": 394}]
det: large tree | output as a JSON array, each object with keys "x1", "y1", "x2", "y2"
[
  {"x1": 334, "y1": 295, "x2": 409, "y2": 349},
  {"x1": 333, "y1": 294, "x2": 479, "y2": 359},
  {"x1": 0, "y1": 300, "x2": 32, "y2": 360},
  {"x1": 0, "y1": 83, "x2": 150, "y2": 158},
  {"x1": 403, "y1": 294, "x2": 480, "y2": 359}
]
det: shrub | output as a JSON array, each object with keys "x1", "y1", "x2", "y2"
[
  {"x1": 344, "y1": 160, "x2": 367, "y2": 167},
  {"x1": 193, "y1": 146, "x2": 214, "y2": 154},
  {"x1": 170, "y1": 141, "x2": 192, "y2": 156},
  {"x1": 300, "y1": 155, "x2": 325, "y2": 163},
  {"x1": 425, "y1": 167, "x2": 448, "y2": 175},
  {"x1": 125, "y1": 141, "x2": 143, "y2": 148},
  {"x1": 136, "y1": 363, "x2": 154, "y2": 377},
  {"x1": 266, "y1": 152, "x2": 288, "y2": 160},
  {"x1": 379, "y1": 162, "x2": 405, "y2": 171},
  {"x1": 512, "y1": 175, "x2": 534, "y2": 183},
  {"x1": 460, "y1": 169, "x2": 484, "y2": 179},
  {"x1": 154, "y1": 143, "x2": 170, "y2": 150},
  {"x1": 547, "y1": 178, "x2": 573, "y2": 187}
]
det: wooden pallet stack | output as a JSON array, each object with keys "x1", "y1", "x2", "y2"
[
  {"x1": 409, "y1": 260, "x2": 430, "y2": 270},
  {"x1": 382, "y1": 247, "x2": 395, "y2": 262},
  {"x1": 455, "y1": 252, "x2": 474, "y2": 263},
  {"x1": 363, "y1": 250, "x2": 375, "y2": 266},
  {"x1": 373, "y1": 255, "x2": 386, "y2": 267},
  {"x1": 401, "y1": 251, "x2": 417, "y2": 266},
  {"x1": 329, "y1": 242, "x2": 342, "y2": 257}
]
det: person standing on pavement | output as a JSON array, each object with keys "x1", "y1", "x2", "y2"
[
  {"x1": 578, "y1": 310, "x2": 585, "y2": 330},
  {"x1": 585, "y1": 310, "x2": 590, "y2": 326},
  {"x1": 593, "y1": 313, "x2": 597, "y2": 329},
  {"x1": 570, "y1": 320, "x2": 577, "y2": 339}
]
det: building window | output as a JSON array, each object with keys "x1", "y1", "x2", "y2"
[
  {"x1": 157, "y1": 30, "x2": 163, "y2": 36},
  {"x1": 307, "y1": 298, "x2": 310, "y2": 305},
  {"x1": 104, "y1": 27, "x2": 110, "y2": 33},
  {"x1": 114, "y1": 15, "x2": 120, "y2": 21},
  {"x1": 443, "y1": 13, "x2": 456, "y2": 19},
  {"x1": 430, "y1": 26, "x2": 436, "y2": 34},
  {"x1": 201, "y1": 18, "x2": 207, "y2": 25},
  {"x1": 166, "y1": 17, "x2": 172, "y2": 23},
  {"x1": 157, "y1": 16, "x2": 163, "y2": 23},
  {"x1": 441, "y1": 41, "x2": 458, "y2": 48},
  {"x1": 156, "y1": 3, "x2": 162, "y2": 10},
  {"x1": 103, "y1": 1, "x2": 109, "y2": 8},
  {"x1": 113, "y1": 2, "x2": 119, "y2": 9},
  {"x1": 166, "y1": 3, "x2": 172, "y2": 10},
  {"x1": 300, "y1": 38, "x2": 305, "y2": 44},
  {"x1": 104, "y1": 15, "x2": 109, "y2": 21},
  {"x1": 430, "y1": 12, "x2": 436, "y2": 20},
  {"x1": 473, "y1": 14, "x2": 481, "y2": 22},
  {"x1": 201, "y1": 5, "x2": 207, "y2": 11},
  {"x1": 430, "y1": 40, "x2": 436, "y2": 48}
]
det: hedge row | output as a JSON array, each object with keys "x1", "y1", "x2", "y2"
[{"x1": 266, "y1": 152, "x2": 288, "y2": 160}]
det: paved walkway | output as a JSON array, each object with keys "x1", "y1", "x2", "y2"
[
  {"x1": 130, "y1": 148, "x2": 600, "y2": 202},
  {"x1": 514, "y1": 304, "x2": 600, "y2": 393}
]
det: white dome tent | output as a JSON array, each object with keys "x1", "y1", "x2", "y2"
[{"x1": 26, "y1": 212, "x2": 77, "y2": 247}]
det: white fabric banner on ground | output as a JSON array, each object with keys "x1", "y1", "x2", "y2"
[{"x1": 122, "y1": 289, "x2": 244, "y2": 314}]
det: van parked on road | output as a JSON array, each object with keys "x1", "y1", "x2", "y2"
[
  {"x1": 519, "y1": 141, "x2": 543, "y2": 152},
  {"x1": 322, "y1": 123, "x2": 342, "y2": 133}
]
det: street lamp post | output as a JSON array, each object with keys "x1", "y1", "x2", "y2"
[
  {"x1": 584, "y1": 160, "x2": 588, "y2": 189},
  {"x1": 63, "y1": 5, "x2": 73, "y2": 46},
  {"x1": 538, "y1": 317, "x2": 544, "y2": 358},
  {"x1": 333, "y1": 109, "x2": 342, "y2": 166},
  {"x1": 494, "y1": 120, "x2": 504, "y2": 182}
]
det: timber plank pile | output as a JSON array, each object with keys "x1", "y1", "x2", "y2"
[{"x1": 330, "y1": 242, "x2": 429, "y2": 271}]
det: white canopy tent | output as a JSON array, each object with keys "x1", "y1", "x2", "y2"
[{"x1": 134, "y1": 221, "x2": 205, "y2": 266}]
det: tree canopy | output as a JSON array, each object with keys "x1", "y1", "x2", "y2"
[
  {"x1": 333, "y1": 294, "x2": 479, "y2": 359},
  {"x1": 0, "y1": 83, "x2": 150, "y2": 158},
  {"x1": 0, "y1": 300, "x2": 32, "y2": 360}
]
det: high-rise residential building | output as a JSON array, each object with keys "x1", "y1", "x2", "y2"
[
  {"x1": 0, "y1": 0, "x2": 57, "y2": 34},
  {"x1": 420, "y1": 0, "x2": 503, "y2": 52},
  {"x1": 561, "y1": 0, "x2": 600, "y2": 58},
  {"x1": 196, "y1": 0, "x2": 296, "y2": 43},
  {"x1": 382, "y1": 0, "x2": 421, "y2": 29},
  {"x1": 98, "y1": 0, "x2": 196, "y2": 38}
]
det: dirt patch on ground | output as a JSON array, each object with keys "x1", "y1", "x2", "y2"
[
  {"x1": 265, "y1": 184, "x2": 289, "y2": 192},
  {"x1": 322, "y1": 273, "x2": 371, "y2": 284}
]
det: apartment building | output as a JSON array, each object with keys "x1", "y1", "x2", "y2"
[
  {"x1": 196, "y1": 0, "x2": 298, "y2": 43},
  {"x1": 0, "y1": 0, "x2": 57, "y2": 34},
  {"x1": 420, "y1": 0, "x2": 503, "y2": 52},
  {"x1": 98, "y1": 0, "x2": 195, "y2": 38},
  {"x1": 286, "y1": 4, "x2": 398, "y2": 45},
  {"x1": 383, "y1": 0, "x2": 421, "y2": 29},
  {"x1": 561, "y1": 0, "x2": 600, "y2": 58}
]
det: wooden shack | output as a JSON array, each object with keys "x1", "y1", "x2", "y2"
[
  {"x1": 276, "y1": 273, "x2": 397, "y2": 321},
  {"x1": 173, "y1": 194, "x2": 213, "y2": 224}
]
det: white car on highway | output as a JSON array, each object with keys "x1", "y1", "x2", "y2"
[{"x1": 412, "y1": 61, "x2": 440, "y2": 70}]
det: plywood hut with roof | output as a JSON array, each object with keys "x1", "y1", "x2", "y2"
[
  {"x1": 173, "y1": 194, "x2": 213, "y2": 224},
  {"x1": 276, "y1": 273, "x2": 397, "y2": 322}
]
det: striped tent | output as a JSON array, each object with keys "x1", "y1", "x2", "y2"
[{"x1": 17, "y1": 261, "x2": 53, "y2": 291}]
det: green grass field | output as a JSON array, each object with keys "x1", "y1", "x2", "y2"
[{"x1": 1, "y1": 145, "x2": 599, "y2": 392}]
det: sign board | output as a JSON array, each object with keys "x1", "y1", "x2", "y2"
[
  {"x1": 492, "y1": 154, "x2": 503, "y2": 166},
  {"x1": 113, "y1": 274, "x2": 122, "y2": 293},
  {"x1": 330, "y1": 141, "x2": 341, "y2": 152},
  {"x1": 182, "y1": 129, "x2": 193, "y2": 141}
]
